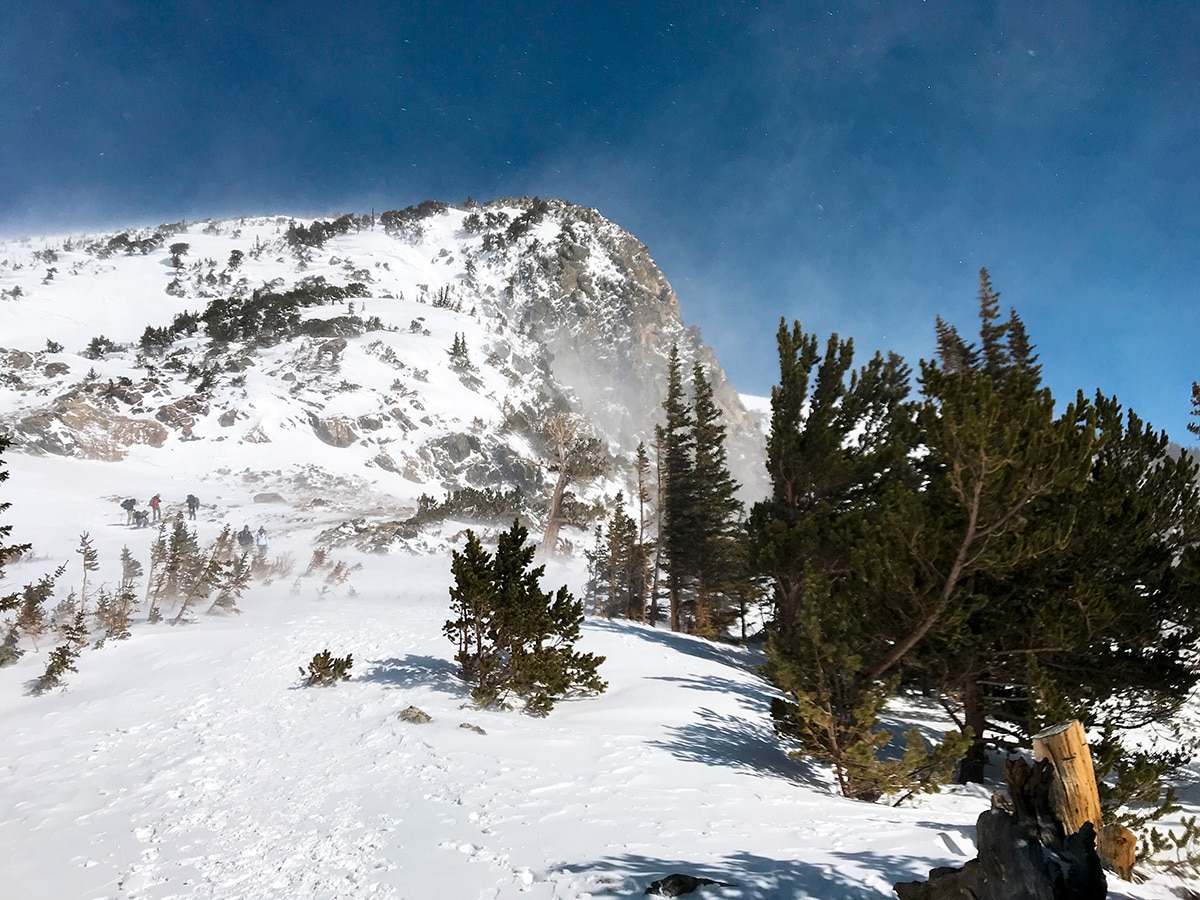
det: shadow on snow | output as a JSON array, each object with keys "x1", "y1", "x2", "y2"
[
  {"x1": 358, "y1": 654, "x2": 465, "y2": 696},
  {"x1": 646, "y1": 704, "x2": 812, "y2": 782},
  {"x1": 586, "y1": 617, "x2": 765, "y2": 670},
  {"x1": 552, "y1": 848, "x2": 929, "y2": 899}
]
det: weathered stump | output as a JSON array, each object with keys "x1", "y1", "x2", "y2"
[
  {"x1": 1034, "y1": 720, "x2": 1136, "y2": 881},
  {"x1": 1033, "y1": 720, "x2": 1103, "y2": 835},
  {"x1": 894, "y1": 758, "x2": 1106, "y2": 900}
]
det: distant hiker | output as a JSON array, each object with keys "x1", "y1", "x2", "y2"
[
  {"x1": 237, "y1": 525, "x2": 254, "y2": 549},
  {"x1": 186, "y1": 493, "x2": 200, "y2": 520},
  {"x1": 255, "y1": 526, "x2": 269, "y2": 554},
  {"x1": 120, "y1": 497, "x2": 136, "y2": 525},
  {"x1": 149, "y1": 493, "x2": 162, "y2": 521},
  {"x1": 132, "y1": 510, "x2": 150, "y2": 529}
]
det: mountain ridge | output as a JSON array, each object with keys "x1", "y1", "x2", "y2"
[{"x1": 0, "y1": 197, "x2": 768, "y2": 551}]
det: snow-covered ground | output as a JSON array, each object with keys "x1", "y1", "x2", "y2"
[
  {"x1": 1, "y1": 454, "x2": 1196, "y2": 899},
  {"x1": 0, "y1": 215, "x2": 1196, "y2": 897}
]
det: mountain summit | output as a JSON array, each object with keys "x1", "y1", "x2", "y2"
[{"x1": 0, "y1": 197, "x2": 766, "y2": 548}]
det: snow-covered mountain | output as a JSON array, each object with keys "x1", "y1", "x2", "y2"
[{"x1": 0, "y1": 197, "x2": 767, "y2": 551}]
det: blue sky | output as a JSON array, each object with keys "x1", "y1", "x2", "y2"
[{"x1": 3, "y1": 1, "x2": 1198, "y2": 443}]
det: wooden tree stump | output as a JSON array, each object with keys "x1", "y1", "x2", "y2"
[
  {"x1": 1034, "y1": 720, "x2": 1136, "y2": 881},
  {"x1": 894, "y1": 757, "x2": 1106, "y2": 900},
  {"x1": 1032, "y1": 721, "x2": 1103, "y2": 836}
]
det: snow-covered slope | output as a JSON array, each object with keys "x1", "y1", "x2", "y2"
[
  {"x1": 0, "y1": 199, "x2": 767, "y2": 558},
  {"x1": 0, "y1": 452, "x2": 1192, "y2": 899}
]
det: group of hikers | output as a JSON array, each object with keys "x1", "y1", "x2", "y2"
[
  {"x1": 121, "y1": 492, "x2": 197, "y2": 526},
  {"x1": 118, "y1": 494, "x2": 269, "y2": 554},
  {"x1": 238, "y1": 524, "x2": 270, "y2": 553}
]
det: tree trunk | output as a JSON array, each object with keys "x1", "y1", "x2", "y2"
[
  {"x1": 958, "y1": 667, "x2": 988, "y2": 784},
  {"x1": 538, "y1": 467, "x2": 569, "y2": 558}
]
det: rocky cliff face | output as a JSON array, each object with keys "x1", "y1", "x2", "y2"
[{"x1": 0, "y1": 197, "x2": 767, "y2": 545}]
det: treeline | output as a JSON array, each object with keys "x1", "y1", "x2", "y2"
[
  {"x1": 587, "y1": 270, "x2": 1200, "y2": 826},
  {"x1": 140, "y1": 275, "x2": 372, "y2": 351}
]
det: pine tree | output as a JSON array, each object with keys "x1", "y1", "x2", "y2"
[
  {"x1": 749, "y1": 318, "x2": 938, "y2": 799},
  {"x1": 633, "y1": 441, "x2": 653, "y2": 623},
  {"x1": 33, "y1": 610, "x2": 88, "y2": 694},
  {"x1": 657, "y1": 345, "x2": 698, "y2": 631},
  {"x1": 924, "y1": 392, "x2": 1200, "y2": 790},
  {"x1": 173, "y1": 525, "x2": 240, "y2": 624},
  {"x1": 582, "y1": 524, "x2": 609, "y2": 614},
  {"x1": 688, "y1": 362, "x2": 743, "y2": 637},
  {"x1": 11, "y1": 564, "x2": 65, "y2": 656},
  {"x1": 0, "y1": 434, "x2": 32, "y2": 616},
  {"x1": 119, "y1": 545, "x2": 143, "y2": 593},
  {"x1": 747, "y1": 320, "x2": 915, "y2": 637},
  {"x1": 596, "y1": 494, "x2": 641, "y2": 619},
  {"x1": 445, "y1": 529, "x2": 496, "y2": 689},
  {"x1": 1190, "y1": 381, "x2": 1200, "y2": 437},
  {"x1": 209, "y1": 533, "x2": 253, "y2": 615},
  {"x1": 144, "y1": 521, "x2": 170, "y2": 621},
  {"x1": 649, "y1": 429, "x2": 666, "y2": 626},
  {"x1": 0, "y1": 436, "x2": 63, "y2": 666},
  {"x1": 873, "y1": 286, "x2": 1097, "y2": 781},
  {"x1": 445, "y1": 521, "x2": 606, "y2": 715},
  {"x1": 76, "y1": 531, "x2": 99, "y2": 617}
]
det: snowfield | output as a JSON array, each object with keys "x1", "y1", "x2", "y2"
[{"x1": 0, "y1": 454, "x2": 1195, "y2": 900}]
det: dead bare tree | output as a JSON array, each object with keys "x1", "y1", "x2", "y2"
[{"x1": 537, "y1": 413, "x2": 607, "y2": 558}]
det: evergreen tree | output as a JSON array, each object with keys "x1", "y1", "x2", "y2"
[
  {"x1": 33, "y1": 610, "x2": 88, "y2": 694},
  {"x1": 76, "y1": 531, "x2": 99, "y2": 617},
  {"x1": 872, "y1": 279, "x2": 1097, "y2": 781},
  {"x1": 582, "y1": 524, "x2": 609, "y2": 614},
  {"x1": 688, "y1": 362, "x2": 743, "y2": 637},
  {"x1": 445, "y1": 529, "x2": 496, "y2": 688},
  {"x1": 119, "y1": 545, "x2": 143, "y2": 593},
  {"x1": 0, "y1": 436, "x2": 64, "y2": 666},
  {"x1": 445, "y1": 521, "x2": 606, "y2": 715},
  {"x1": 656, "y1": 345, "x2": 698, "y2": 631},
  {"x1": 918, "y1": 392, "x2": 1200, "y2": 791},
  {"x1": 1190, "y1": 381, "x2": 1200, "y2": 437},
  {"x1": 0, "y1": 434, "x2": 32, "y2": 615},
  {"x1": 588, "y1": 494, "x2": 642, "y2": 620},
  {"x1": 747, "y1": 320, "x2": 915, "y2": 637},
  {"x1": 633, "y1": 441, "x2": 654, "y2": 623},
  {"x1": 749, "y1": 319, "x2": 941, "y2": 799},
  {"x1": 144, "y1": 521, "x2": 170, "y2": 621},
  {"x1": 173, "y1": 525, "x2": 243, "y2": 624},
  {"x1": 12, "y1": 565, "x2": 64, "y2": 656},
  {"x1": 208, "y1": 533, "x2": 253, "y2": 615}
]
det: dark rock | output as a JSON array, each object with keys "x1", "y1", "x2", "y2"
[
  {"x1": 399, "y1": 706, "x2": 431, "y2": 724},
  {"x1": 645, "y1": 874, "x2": 735, "y2": 896},
  {"x1": 310, "y1": 414, "x2": 359, "y2": 448}
]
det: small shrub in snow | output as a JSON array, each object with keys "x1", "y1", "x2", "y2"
[
  {"x1": 32, "y1": 610, "x2": 88, "y2": 694},
  {"x1": 300, "y1": 650, "x2": 353, "y2": 687}
]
